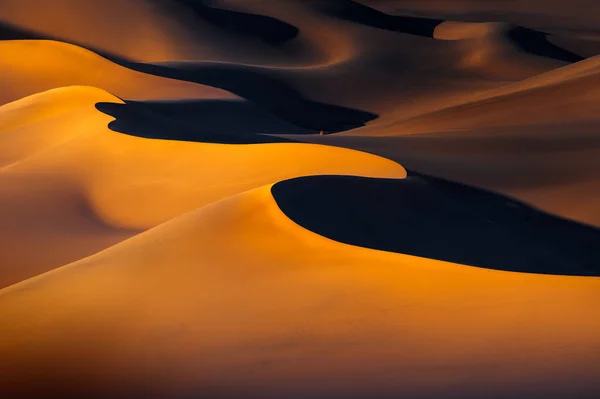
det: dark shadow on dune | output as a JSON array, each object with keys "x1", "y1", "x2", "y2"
[
  {"x1": 95, "y1": 99, "x2": 302, "y2": 144},
  {"x1": 123, "y1": 61, "x2": 378, "y2": 133},
  {"x1": 173, "y1": 0, "x2": 298, "y2": 45},
  {"x1": 272, "y1": 174, "x2": 600, "y2": 276},
  {"x1": 312, "y1": 1, "x2": 583, "y2": 63},
  {"x1": 507, "y1": 26, "x2": 584, "y2": 62},
  {"x1": 0, "y1": 21, "x2": 41, "y2": 40},
  {"x1": 315, "y1": 0, "x2": 443, "y2": 37},
  {"x1": 0, "y1": 19, "x2": 376, "y2": 134}
]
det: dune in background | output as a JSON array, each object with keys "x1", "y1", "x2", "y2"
[
  {"x1": 0, "y1": 40, "x2": 236, "y2": 105},
  {"x1": 1, "y1": 1, "x2": 599, "y2": 398}
]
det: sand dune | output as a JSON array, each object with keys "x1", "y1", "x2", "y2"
[
  {"x1": 0, "y1": 0, "x2": 203, "y2": 62},
  {"x1": 0, "y1": 40, "x2": 233, "y2": 105},
  {"x1": 1, "y1": 1, "x2": 599, "y2": 398},
  {"x1": 273, "y1": 174, "x2": 600, "y2": 275},
  {"x1": 95, "y1": 99, "x2": 313, "y2": 143},
  {"x1": 1, "y1": 182, "x2": 599, "y2": 398},
  {"x1": 354, "y1": 56, "x2": 600, "y2": 135},
  {"x1": 107, "y1": 4, "x2": 587, "y2": 131},
  {"x1": 433, "y1": 21, "x2": 578, "y2": 80},
  {"x1": 295, "y1": 127, "x2": 600, "y2": 226},
  {"x1": 0, "y1": 85, "x2": 404, "y2": 287},
  {"x1": 2, "y1": 1, "x2": 586, "y2": 123},
  {"x1": 0, "y1": 0, "x2": 349, "y2": 66}
]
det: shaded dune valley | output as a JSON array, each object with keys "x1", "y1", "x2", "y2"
[{"x1": 1, "y1": 1, "x2": 600, "y2": 399}]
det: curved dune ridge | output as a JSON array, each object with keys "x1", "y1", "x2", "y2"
[
  {"x1": 272, "y1": 174, "x2": 600, "y2": 276},
  {"x1": 432, "y1": 21, "x2": 579, "y2": 80},
  {"x1": 0, "y1": 40, "x2": 235, "y2": 106},
  {"x1": 1, "y1": 1, "x2": 600, "y2": 398},
  {"x1": 0, "y1": 85, "x2": 404, "y2": 288},
  {"x1": 363, "y1": 54, "x2": 600, "y2": 136},
  {"x1": 1, "y1": 183, "x2": 600, "y2": 399},
  {"x1": 0, "y1": 0, "x2": 356, "y2": 66}
]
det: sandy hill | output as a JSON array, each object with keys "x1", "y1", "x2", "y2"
[
  {"x1": 0, "y1": 85, "x2": 404, "y2": 288},
  {"x1": 360, "y1": 55, "x2": 600, "y2": 136},
  {"x1": 0, "y1": 1, "x2": 599, "y2": 398},
  {"x1": 1, "y1": 181, "x2": 599, "y2": 398},
  {"x1": 286, "y1": 49, "x2": 600, "y2": 226},
  {"x1": 0, "y1": 40, "x2": 233, "y2": 106},
  {"x1": 273, "y1": 174, "x2": 600, "y2": 275},
  {"x1": 3, "y1": 0, "x2": 585, "y2": 118},
  {"x1": 0, "y1": 0, "x2": 333, "y2": 66}
]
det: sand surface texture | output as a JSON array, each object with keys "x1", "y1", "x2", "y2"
[{"x1": 1, "y1": 1, "x2": 599, "y2": 398}]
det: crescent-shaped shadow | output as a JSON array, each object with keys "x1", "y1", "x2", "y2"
[{"x1": 272, "y1": 173, "x2": 600, "y2": 276}]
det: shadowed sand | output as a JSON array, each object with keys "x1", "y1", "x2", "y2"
[
  {"x1": 0, "y1": 86, "x2": 403, "y2": 288},
  {"x1": 1, "y1": 182, "x2": 599, "y2": 399},
  {"x1": 272, "y1": 174, "x2": 600, "y2": 275},
  {"x1": 95, "y1": 100, "x2": 300, "y2": 144},
  {"x1": 0, "y1": 40, "x2": 236, "y2": 106},
  {"x1": 118, "y1": 61, "x2": 380, "y2": 133},
  {"x1": 172, "y1": 0, "x2": 300, "y2": 45}
]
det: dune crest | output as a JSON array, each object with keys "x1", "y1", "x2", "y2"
[
  {"x1": 1, "y1": 182, "x2": 600, "y2": 398},
  {"x1": 1, "y1": 1, "x2": 600, "y2": 398},
  {"x1": 433, "y1": 21, "x2": 577, "y2": 80},
  {"x1": 0, "y1": 40, "x2": 234, "y2": 106},
  {"x1": 0, "y1": 85, "x2": 404, "y2": 287},
  {"x1": 272, "y1": 174, "x2": 600, "y2": 275}
]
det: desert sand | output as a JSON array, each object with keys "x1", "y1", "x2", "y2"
[{"x1": 0, "y1": 1, "x2": 599, "y2": 398}]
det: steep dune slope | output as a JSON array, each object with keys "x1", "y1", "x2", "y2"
[
  {"x1": 0, "y1": 87, "x2": 136, "y2": 287},
  {"x1": 1, "y1": 183, "x2": 599, "y2": 399},
  {"x1": 303, "y1": 54, "x2": 600, "y2": 226},
  {"x1": 0, "y1": 0, "x2": 191, "y2": 61},
  {"x1": 0, "y1": 86, "x2": 119, "y2": 166},
  {"x1": 1, "y1": 0, "x2": 585, "y2": 125},
  {"x1": 303, "y1": 129, "x2": 600, "y2": 226},
  {"x1": 273, "y1": 175, "x2": 600, "y2": 275},
  {"x1": 0, "y1": 0, "x2": 335, "y2": 66},
  {"x1": 0, "y1": 40, "x2": 233, "y2": 105},
  {"x1": 0, "y1": 86, "x2": 405, "y2": 288},
  {"x1": 0, "y1": 1, "x2": 599, "y2": 398},
  {"x1": 125, "y1": 0, "x2": 586, "y2": 129},
  {"x1": 362, "y1": 0, "x2": 600, "y2": 30},
  {"x1": 433, "y1": 21, "x2": 579, "y2": 80},
  {"x1": 367, "y1": 55, "x2": 600, "y2": 135}
]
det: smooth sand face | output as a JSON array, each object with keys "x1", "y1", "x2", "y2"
[
  {"x1": 1, "y1": 1, "x2": 600, "y2": 398},
  {"x1": 0, "y1": 86, "x2": 404, "y2": 288},
  {"x1": 0, "y1": 40, "x2": 235, "y2": 105},
  {"x1": 1, "y1": 184, "x2": 599, "y2": 398}
]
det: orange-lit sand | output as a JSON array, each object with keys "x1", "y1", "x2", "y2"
[
  {"x1": 0, "y1": 86, "x2": 404, "y2": 288},
  {"x1": 1, "y1": 1, "x2": 599, "y2": 398},
  {"x1": 1, "y1": 183, "x2": 599, "y2": 398},
  {"x1": 0, "y1": 40, "x2": 234, "y2": 105}
]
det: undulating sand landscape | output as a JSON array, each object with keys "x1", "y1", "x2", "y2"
[{"x1": 1, "y1": 1, "x2": 599, "y2": 398}]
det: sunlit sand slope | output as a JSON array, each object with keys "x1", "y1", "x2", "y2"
[
  {"x1": 0, "y1": 86, "x2": 405, "y2": 288},
  {"x1": 0, "y1": 40, "x2": 233, "y2": 105},
  {"x1": 1, "y1": 183, "x2": 599, "y2": 399},
  {"x1": 0, "y1": 0, "x2": 343, "y2": 66},
  {"x1": 273, "y1": 175, "x2": 600, "y2": 275}
]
